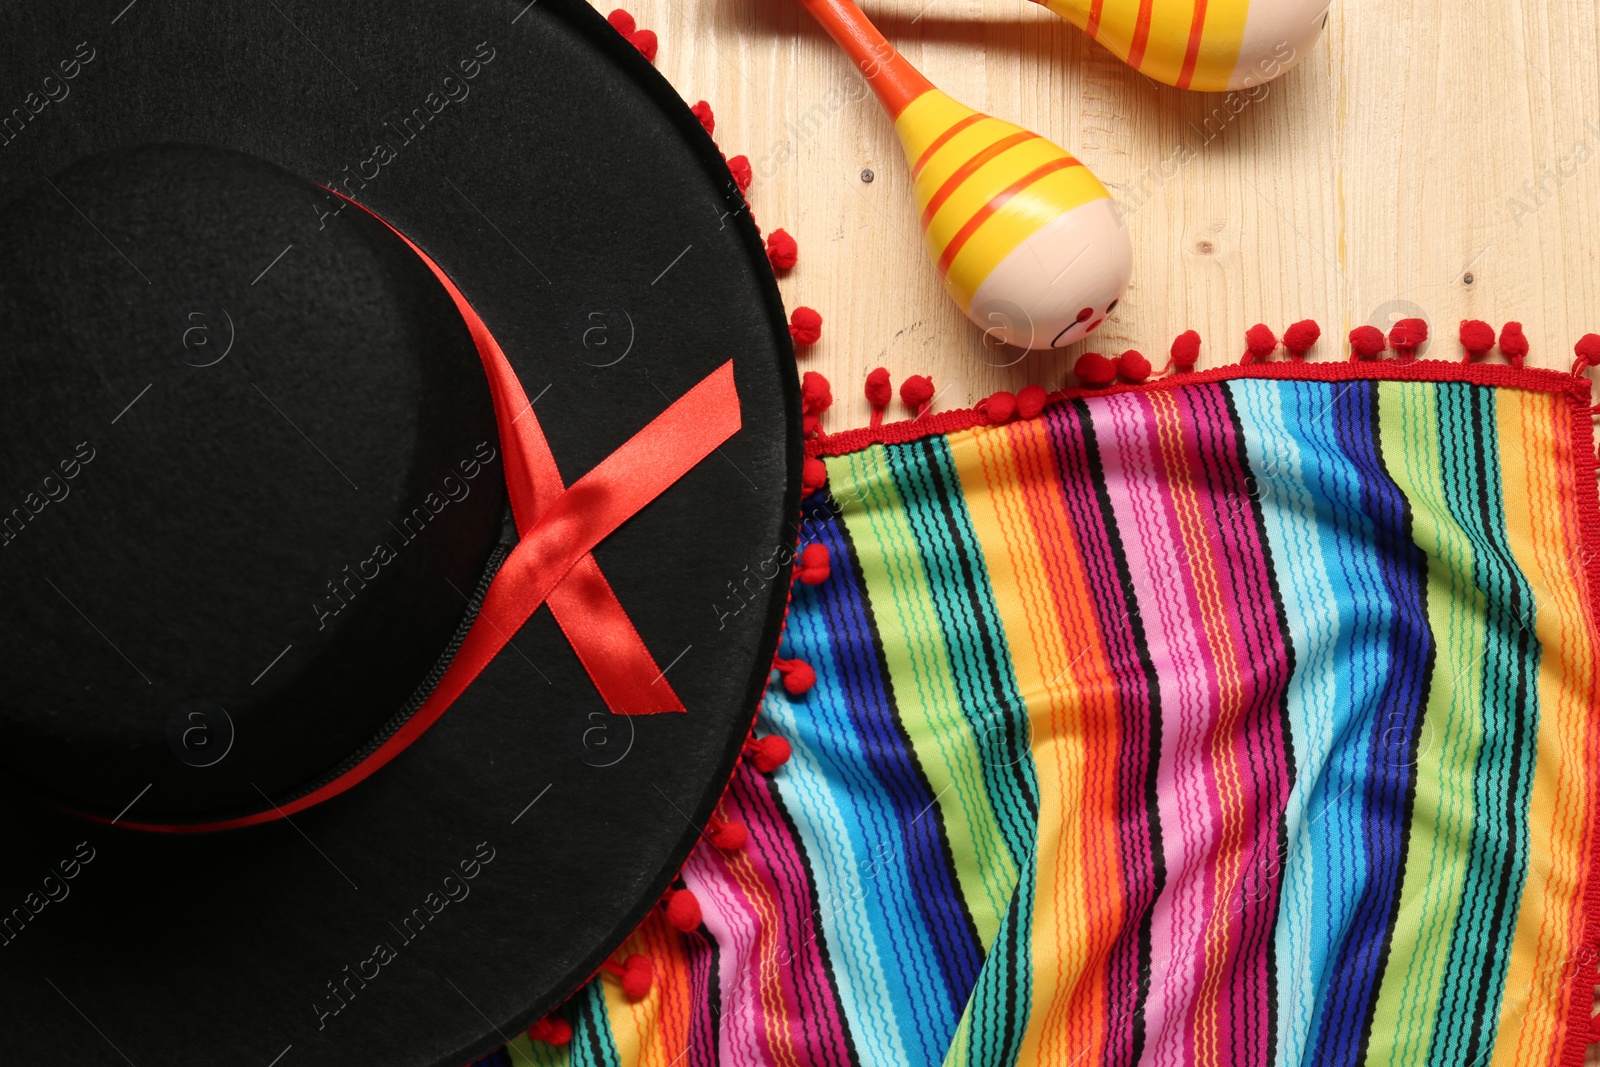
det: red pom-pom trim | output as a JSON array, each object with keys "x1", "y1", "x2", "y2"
[
  {"x1": 606, "y1": 9, "x2": 636, "y2": 33},
  {"x1": 801, "y1": 371, "x2": 831, "y2": 437},
  {"x1": 766, "y1": 229, "x2": 798, "y2": 271},
  {"x1": 727, "y1": 154, "x2": 753, "y2": 193},
  {"x1": 1349, "y1": 325, "x2": 1387, "y2": 361},
  {"x1": 1244, "y1": 324, "x2": 1279, "y2": 364},
  {"x1": 1459, "y1": 320, "x2": 1496, "y2": 362},
  {"x1": 801, "y1": 371, "x2": 832, "y2": 415},
  {"x1": 1388, "y1": 318, "x2": 1429, "y2": 359},
  {"x1": 745, "y1": 734, "x2": 793, "y2": 773},
  {"x1": 1169, "y1": 330, "x2": 1202, "y2": 373},
  {"x1": 601, "y1": 954, "x2": 656, "y2": 1000},
  {"x1": 1116, "y1": 350, "x2": 1152, "y2": 382},
  {"x1": 1016, "y1": 383, "x2": 1048, "y2": 419},
  {"x1": 1075, "y1": 352, "x2": 1116, "y2": 387},
  {"x1": 664, "y1": 888, "x2": 702, "y2": 932},
  {"x1": 1500, "y1": 322, "x2": 1529, "y2": 369},
  {"x1": 1574, "y1": 334, "x2": 1600, "y2": 374},
  {"x1": 789, "y1": 306, "x2": 822, "y2": 347},
  {"x1": 796, "y1": 542, "x2": 831, "y2": 585},
  {"x1": 691, "y1": 100, "x2": 715, "y2": 136},
  {"x1": 802, "y1": 456, "x2": 827, "y2": 497},
  {"x1": 1283, "y1": 320, "x2": 1321, "y2": 360},
  {"x1": 900, "y1": 374, "x2": 936, "y2": 414},
  {"x1": 865, "y1": 368, "x2": 892, "y2": 428},
  {"x1": 528, "y1": 1014, "x2": 573, "y2": 1047},
  {"x1": 628, "y1": 28, "x2": 658, "y2": 61},
  {"x1": 621, "y1": 955, "x2": 654, "y2": 999},
  {"x1": 774, "y1": 656, "x2": 816, "y2": 695},
  {"x1": 865, "y1": 368, "x2": 892, "y2": 408},
  {"x1": 707, "y1": 816, "x2": 748, "y2": 851},
  {"x1": 983, "y1": 390, "x2": 1017, "y2": 424}
]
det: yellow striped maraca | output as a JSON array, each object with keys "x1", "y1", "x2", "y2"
[
  {"x1": 797, "y1": 0, "x2": 1132, "y2": 349},
  {"x1": 1031, "y1": 0, "x2": 1329, "y2": 91}
]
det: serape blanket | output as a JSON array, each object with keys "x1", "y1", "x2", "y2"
[{"x1": 487, "y1": 361, "x2": 1600, "y2": 1067}]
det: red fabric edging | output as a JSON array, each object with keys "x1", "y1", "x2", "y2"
[
  {"x1": 807, "y1": 357, "x2": 1590, "y2": 457},
  {"x1": 1559, "y1": 387, "x2": 1600, "y2": 1065}
]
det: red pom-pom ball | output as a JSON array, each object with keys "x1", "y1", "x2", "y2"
[
  {"x1": 621, "y1": 955, "x2": 654, "y2": 1000},
  {"x1": 1170, "y1": 330, "x2": 1202, "y2": 371},
  {"x1": 1116, "y1": 350, "x2": 1152, "y2": 382},
  {"x1": 606, "y1": 9, "x2": 636, "y2": 33},
  {"x1": 1016, "y1": 383, "x2": 1049, "y2": 419},
  {"x1": 708, "y1": 818, "x2": 748, "y2": 851},
  {"x1": 801, "y1": 456, "x2": 827, "y2": 497},
  {"x1": 1388, "y1": 317, "x2": 1429, "y2": 356},
  {"x1": 984, "y1": 390, "x2": 1017, "y2": 424},
  {"x1": 529, "y1": 1015, "x2": 573, "y2": 1047},
  {"x1": 766, "y1": 229, "x2": 798, "y2": 271},
  {"x1": 865, "y1": 367, "x2": 892, "y2": 408},
  {"x1": 747, "y1": 734, "x2": 793, "y2": 773},
  {"x1": 1500, "y1": 322, "x2": 1529, "y2": 367},
  {"x1": 726, "y1": 154, "x2": 753, "y2": 193},
  {"x1": 665, "y1": 888, "x2": 702, "y2": 932},
  {"x1": 789, "y1": 306, "x2": 822, "y2": 347},
  {"x1": 800, "y1": 371, "x2": 832, "y2": 414},
  {"x1": 801, "y1": 371, "x2": 831, "y2": 436},
  {"x1": 628, "y1": 29, "x2": 658, "y2": 61},
  {"x1": 797, "y1": 543, "x2": 831, "y2": 585},
  {"x1": 1075, "y1": 352, "x2": 1117, "y2": 387},
  {"x1": 900, "y1": 374, "x2": 935, "y2": 412},
  {"x1": 1283, "y1": 320, "x2": 1321, "y2": 358},
  {"x1": 691, "y1": 101, "x2": 714, "y2": 135},
  {"x1": 1460, "y1": 320, "x2": 1496, "y2": 359},
  {"x1": 1245, "y1": 324, "x2": 1279, "y2": 362},
  {"x1": 777, "y1": 658, "x2": 816, "y2": 695},
  {"x1": 1349, "y1": 326, "x2": 1387, "y2": 360},
  {"x1": 1575, "y1": 334, "x2": 1600, "y2": 369}
]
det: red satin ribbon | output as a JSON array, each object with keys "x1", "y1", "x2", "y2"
[
  {"x1": 390, "y1": 217, "x2": 700, "y2": 718},
  {"x1": 109, "y1": 206, "x2": 741, "y2": 832}
]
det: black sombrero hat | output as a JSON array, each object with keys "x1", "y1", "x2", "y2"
[{"x1": 0, "y1": 1, "x2": 797, "y2": 1063}]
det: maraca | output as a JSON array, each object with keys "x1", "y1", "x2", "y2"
[
  {"x1": 1028, "y1": 0, "x2": 1329, "y2": 91},
  {"x1": 796, "y1": 0, "x2": 1131, "y2": 349}
]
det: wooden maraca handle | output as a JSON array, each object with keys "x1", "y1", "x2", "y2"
[{"x1": 793, "y1": 0, "x2": 933, "y2": 116}]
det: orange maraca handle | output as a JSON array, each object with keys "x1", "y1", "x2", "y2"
[{"x1": 794, "y1": 0, "x2": 934, "y2": 117}]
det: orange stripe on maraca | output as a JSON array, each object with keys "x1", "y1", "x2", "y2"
[
  {"x1": 935, "y1": 156, "x2": 1083, "y2": 275},
  {"x1": 919, "y1": 131, "x2": 1080, "y2": 233},
  {"x1": 919, "y1": 131, "x2": 1041, "y2": 230},
  {"x1": 1128, "y1": 0, "x2": 1154, "y2": 69},
  {"x1": 912, "y1": 114, "x2": 985, "y2": 179},
  {"x1": 1037, "y1": 0, "x2": 1252, "y2": 90},
  {"x1": 1178, "y1": 0, "x2": 1208, "y2": 88}
]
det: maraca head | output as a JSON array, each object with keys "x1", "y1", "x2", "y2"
[
  {"x1": 1041, "y1": 0, "x2": 1329, "y2": 91},
  {"x1": 896, "y1": 91, "x2": 1132, "y2": 350}
]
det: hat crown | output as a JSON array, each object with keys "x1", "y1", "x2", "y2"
[{"x1": 0, "y1": 144, "x2": 507, "y2": 821}]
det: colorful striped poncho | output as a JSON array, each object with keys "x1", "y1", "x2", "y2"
[{"x1": 489, "y1": 361, "x2": 1600, "y2": 1067}]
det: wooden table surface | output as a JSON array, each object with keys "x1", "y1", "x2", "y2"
[{"x1": 616, "y1": 0, "x2": 1600, "y2": 429}]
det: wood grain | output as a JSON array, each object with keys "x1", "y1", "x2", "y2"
[{"x1": 610, "y1": 0, "x2": 1600, "y2": 429}]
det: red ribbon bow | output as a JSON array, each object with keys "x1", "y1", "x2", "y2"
[{"x1": 113, "y1": 208, "x2": 741, "y2": 832}]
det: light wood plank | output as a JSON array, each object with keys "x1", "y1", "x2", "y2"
[{"x1": 611, "y1": 0, "x2": 1600, "y2": 427}]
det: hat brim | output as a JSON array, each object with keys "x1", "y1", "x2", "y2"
[{"x1": 0, "y1": 0, "x2": 798, "y2": 1063}]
